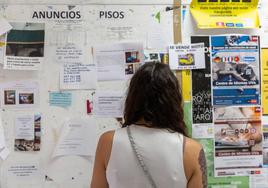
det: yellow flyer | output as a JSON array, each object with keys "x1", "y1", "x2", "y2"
[
  {"x1": 182, "y1": 70, "x2": 191, "y2": 101},
  {"x1": 0, "y1": 34, "x2": 5, "y2": 47},
  {"x1": 262, "y1": 49, "x2": 268, "y2": 115},
  {"x1": 0, "y1": 34, "x2": 6, "y2": 64},
  {"x1": 190, "y1": 0, "x2": 259, "y2": 29}
]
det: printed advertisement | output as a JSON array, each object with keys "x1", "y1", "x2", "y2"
[
  {"x1": 214, "y1": 106, "x2": 262, "y2": 177},
  {"x1": 93, "y1": 42, "x2": 143, "y2": 81},
  {"x1": 263, "y1": 123, "x2": 268, "y2": 168},
  {"x1": 192, "y1": 124, "x2": 213, "y2": 139},
  {"x1": 49, "y1": 92, "x2": 72, "y2": 108},
  {"x1": 212, "y1": 35, "x2": 260, "y2": 106},
  {"x1": 250, "y1": 168, "x2": 268, "y2": 188},
  {"x1": 191, "y1": 36, "x2": 212, "y2": 124},
  {"x1": 261, "y1": 48, "x2": 268, "y2": 115},
  {"x1": 6, "y1": 162, "x2": 41, "y2": 180},
  {"x1": 85, "y1": 6, "x2": 173, "y2": 50},
  {"x1": 198, "y1": 139, "x2": 250, "y2": 188},
  {"x1": 0, "y1": 80, "x2": 39, "y2": 108},
  {"x1": 54, "y1": 31, "x2": 85, "y2": 64},
  {"x1": 14, "y1": 114, "x2": 41, "y2": 152},
  {"x1": 4, "y1": 22, "x2": 45, "y2": 70},
  {"x1": 144, "y1": 50, "x2": 169, "y2": 64},
  {"x1": 169, "y1": 43, "x2": 205, "y2": 70},
  {"x1": 2, "y1": 161, "x2": 42, "y2": 187},
  {"x1": 190, "y1": 0, "x2": 259, "y2": 29},
  {"x1": 191, "y1": 36, "x2": 213, "y2": 138},
  {"x1": 53, "y1": 117, "x2": 98, "y2": 157},
  {"x1": 93, "y1": 91, "x2": 124, "y2": 118},
  {"x1": 15, "y1": 115, "x2": 35, "y2": 140},
  {"x1": 182, "y1": 70, "x2": 191, "y2": 101}
]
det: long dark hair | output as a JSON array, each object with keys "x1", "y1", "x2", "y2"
[{"x1": 123, "y1": 62, "x2": 188, "y2": 136}]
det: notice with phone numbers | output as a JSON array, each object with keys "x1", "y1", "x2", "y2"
[{"x1": 60, "y1": 63, "x2": 97, "y2": 90}]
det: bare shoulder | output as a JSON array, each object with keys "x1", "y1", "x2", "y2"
[
  {"x1": 91, "y1": 130, "x2": 115, "y2": 188},
  {"x1": 183, "y1": 137, "x2": 204, "y2": 170},
  {"x1": 183, "y1": 137, "x2": 205, "y2": 180},
  {"x1": 184, "y1": 137, "x2": 203, "y2": 153},
  {"x1": 97, "y1": 130, "x2": 115, "y2": 168},
  {"x1": 99, "y1": 130, "x2": 115, "y2": 144},
  {"x1": 183, "y1": 137, "x2": 207, "y2": 188}
]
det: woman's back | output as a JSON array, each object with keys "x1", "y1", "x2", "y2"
[
  {"x1": 106, "y1": 125, "x2": 187, "y2": 188},
  {"x1": 91, "y1": 63, "x2": 207, "y2": 188}
]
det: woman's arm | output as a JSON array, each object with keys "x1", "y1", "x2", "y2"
[
  {"x1": 91, "y1": 131, "x2": 115, "y2": 188},
  {"x1": 184, "y1": 137, "x2": 208, "y2": 188}
]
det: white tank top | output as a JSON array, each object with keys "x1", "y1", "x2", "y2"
[{"x1": 106, "y1": 125, "x2": 187, "y2": 188}]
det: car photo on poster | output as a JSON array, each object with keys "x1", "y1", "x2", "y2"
[{"x1": 178, "y1": 53, "x2": 195, "y2": 66}]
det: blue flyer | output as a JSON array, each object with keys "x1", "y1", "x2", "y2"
[{"x1": 211, "y1": 35, "x2": 260, "y2": 106}]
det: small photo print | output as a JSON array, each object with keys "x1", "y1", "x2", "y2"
[
  {"x1": 19, "y1": 93, "x2": 34, "y2": 104},
  {"x1": 33, "y1": 114, "x2": 41, "y2": 151},
  {"x1": 14, "y1": 139, "x2": 35, "y2": 152},
  {"x1": 149, "y1": 53, "x2": 159, "y2": 60},
  {"x1": 133, "y1": 63, "x2": 141, "y2": 72},
  {"x1": 125, "y1": 64, "x2": 134, "y2": 75},
  {"x1": 178, "y1": 53, "x2": 195, "y2": 66},
  {"x1": 125, "y1": 51, "x2": 140, "y2": 63},
  {"x1": 6, "y1": 22, "x2": 45, "y2": 57},
  {"x1": 160, "y1": 53, "x2": 169, "y2": 64},
  {"x1": 4, "y1": 90, "x2": 16, "y2": 105}
]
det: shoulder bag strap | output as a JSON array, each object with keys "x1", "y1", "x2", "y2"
[{"x1": 127, "y1": 126, "x2": 157, "y2": 188}]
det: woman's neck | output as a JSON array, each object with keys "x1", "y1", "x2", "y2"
[{"x1": 134, "y1": 119, "x2": 152, "y2": 127}]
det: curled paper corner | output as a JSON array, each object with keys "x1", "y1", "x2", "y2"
[
  {"x1": 0, "y1": 147, "x2": 10, "y2": 160},
  {"x1": 0, "y1": 17, "x2": 12, "y2": 36}
]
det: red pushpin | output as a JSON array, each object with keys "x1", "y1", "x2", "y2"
[{"x1": 87, "y1": 100, "x2": 92, "y2": 114}]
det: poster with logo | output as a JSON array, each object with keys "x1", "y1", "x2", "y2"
[
  {"x1": 198, "y1": 139, "x2": 249, "y2": 188},
  {"x1": 191, "y1": 36, "x2": 213, "y2": 138},
  {"x1": 214, "y1": 106, "x2": 262, "y2": 177},
  {"x1": 190, "y1": 0, "x2": 260, "y2": 29},
  {"x1": 211, "y1": 35, "x2": 260, "y2": 106}
]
